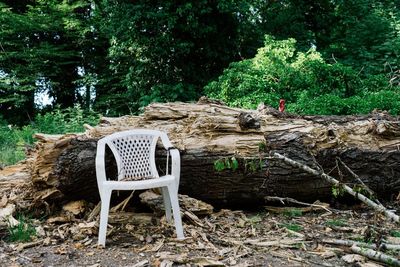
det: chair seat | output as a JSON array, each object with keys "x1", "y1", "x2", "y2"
[
  {"x1": 121, "y1": 176, "x2": 154, "y2": 181},
  {"x1": 103, "y1": 175, "x2": 175, "y2": 190}
]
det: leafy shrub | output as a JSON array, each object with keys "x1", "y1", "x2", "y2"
[
  {"x1": 0, "y1": 123, "x2": 31, "y2": 166},
  {"x1": 6, "y1": 214, "x2": 36, "y2": 243},
  {"x1": 0, "y1": 106, "x2": 100, "y2": 166},
  {"x1": 205, "y1": 35, "x2": 396, "y2": 115},
  {"x1": 289, "y1": 90, "x2": 400, "y2": 115},
  {"x1": 34, "y1": 105, "x2": 100, "y2": 134}
]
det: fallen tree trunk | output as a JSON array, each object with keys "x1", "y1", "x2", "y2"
[{"x1": 27, "y1": 99, "x2": 400, "y2": 207}]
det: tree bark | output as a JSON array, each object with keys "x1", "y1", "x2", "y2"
[{"x1": 27, "y1": 100, "x2": 400, "y2": 207}]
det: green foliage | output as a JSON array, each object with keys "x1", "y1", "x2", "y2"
[
  {"x1": 258, "y1": 142, "x2": 267, "y2": 153},
  {"x1": 213, "y1": 159, "x2": 226, "y2": 172},
  {"x1": 352, "y1": 184, "x2": 373, "y2": 198},
  {"x1": 244, "y1": 158, "x2": 263, "y2": 173},
  {"x1": 331, "y1": 184, "x2": 345, "y2": 198},
  {"x1": 97, "y1": 0, "x2": 243, "y2": 114},
  {"x1": 390, "y1": 230, "x2": 400, "y2": 238},
  {"x1": 323, "y1": 0, "x2": 400, "y2": 74},
  {"x1": 0, "y1": 1, "x2": 100, "y2": 123},
  {"x1": 1, "y1": 0, "x2": 400, "y2": 122},
  {"x1": 214, "y1": 156, "x2": 263, "y2": 173},
  {"x1": 206, "y1": 35, "x2": 399, "y2": 115},
  {"x1": 6, "y1": 214, "x2": 36, "y2": 243},
  {"x1": 213, "y1": 157, "x2": 239, "y2": 172},
  {"x1": 34, "y1": 105, "x2": 99, "y2": 134},
  {"x1": 283, "y1": 209, "x2": 303, "y2": 218},
  {"x1": 289, "y1": 87, "x2": 400, "y2": 116},
  {"x1": 0, "y1": 122, "x2": 35, "y2": 166},
  {"x1": 231, "y1": 157, "x2": 239, "y2": 171},
  {"x1": 280, "y1": 223, "x2": 303, "y2": 232},
  {"x1": 0, "y1": 106, "x2": 99, "y2": 166},
  {"x1": 243, "y1": 0, "x2": 400, "y2": 75}
]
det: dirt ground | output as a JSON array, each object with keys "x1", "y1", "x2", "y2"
[
  {"x1": 0, "y1": 164, "x2": 399, "y2": 267},
  {"x1": 1, "y1": 203, "x2": 399, "y2": 267}
]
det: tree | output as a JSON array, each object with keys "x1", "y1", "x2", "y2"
[
  {"x1": 245, "y1": 0, "x2": 400, "y2": 75},
  {"x1": 95, "y1": 0, "x2": 243, "y2": 114},
  {"x1": 324, "y1": 0, "x2": 400, "y2": 74},
  {"x1": 0, "y1": 0, "x2": 101, "y2": 123}
]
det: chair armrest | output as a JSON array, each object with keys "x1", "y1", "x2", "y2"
[
  {"x1": 95, "y1": 139, "x2": 107, "y2": 188},
  {"x1": 159, "y1": 132, "x2": 181, "y2": 186},
  {"x1": 159, "y1": 132, "x2": 174, "y2": 150},
  {"x1": 169, "y1": 148, "x2": 181, "y2": 186}
]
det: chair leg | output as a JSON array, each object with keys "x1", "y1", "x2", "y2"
[
  {"x1": 162, "y1": 187, "x2": 172, "y2": 222},
  {"x1": 167, "y1": 184, "x2": 184, "y2": 239},
  {"x1": 98, "y1": 189, "x2": 112, "y2": 246}
]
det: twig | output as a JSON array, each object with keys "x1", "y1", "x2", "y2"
[
  {"x1": 335, "y1": 158, "x2": 344, "y2": 182},
  {"x1": 131, "y1": 260, "x2": 149, "y2": 267},
  {"x1": 264, "y1": 196, "x2": 332, "y2": 214},
  {"x1": 336, "y1": 157, "x2": 381, "y2": 205},
  {"x1": 284, "y1": 228, "x2": 305, "y2": 238},
  {"x1": 331, "y1": 53, "x2": 338, "y2": 64},
  {"x1": 351, "y1": 244, "x2": 400, "y2": 266},
  {"x1": 310, "y1": 154, "x2": 324, "y2": 172},
  {"x1": 270, "y1": 251, "x2": 334, "y2": 267},
  {"x1": 16, "y1": 240, "x2": 44, "y2": 251},
  {"x1": 244, "y1": 238, "x2": 307, "y2": 247},
  {"x1": 388, "y1": 178, "x2": 400, "y2": 189},
  {"x1": 86, "y1": 202, "x2": 101, "y2": 221},
  {"x1": 322, "y1": 238, "x2": 400, "y2": 251},
  {"x1": 273, "y1": 153, "x2": 400, "y2": 224},
  {"x1": 110, "y1": 191, "x2": 134, "y2": 212}
]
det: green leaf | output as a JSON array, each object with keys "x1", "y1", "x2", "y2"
[
  {"x1": 231, "y1": 157, "x2": 239, "y2": 171},
  {"x1": 225, "y1": 158, "x2": 232, "y2": 169},
  {"x1": 214, "y1": 159, "x2": 225, "y2": 172}
]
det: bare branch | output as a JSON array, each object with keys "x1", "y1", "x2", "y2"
[
  {"x1": 351, "y1": 244, "x2": 400, "y2": 266},
  {"x1": 273, "y1": 153, "x2": 400, "y2": 224}
]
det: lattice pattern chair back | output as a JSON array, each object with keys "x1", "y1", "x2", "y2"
[{"x1": 105, "y1": 133, "x2": 159, "y2": 181}]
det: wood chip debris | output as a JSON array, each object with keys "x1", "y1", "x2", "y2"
[{"x1": 1, "y1": 172, "x2": 400, "y2": 267}]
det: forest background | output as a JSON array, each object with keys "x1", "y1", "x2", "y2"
[{"x1": 0, "y1": 0, "x2": 399, "y2": 165}]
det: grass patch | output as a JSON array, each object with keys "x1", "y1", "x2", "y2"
[
  {"x1": 390, "y1": 230, "x2": 400, "y2": 238},
  {"x1": 283, "y1": 208, "x2": 303, "y2": 218},
  {"x1": 7, "y1": 214, "x2": 36, "y2": 243},
  {"x1": 0, "y1": 105, "x2": 100, "y2": 167},
  {"x1": 0, "y1": 145, "x2": 25, "y2": 166}
]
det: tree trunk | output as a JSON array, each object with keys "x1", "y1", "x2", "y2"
[{"x1": 27, "y1": 99, "x2": 400, "y2": 207}]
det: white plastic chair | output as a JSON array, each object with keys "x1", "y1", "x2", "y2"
[{"x1": 95, "y1": 129, "x2": 184, "y2": 246}]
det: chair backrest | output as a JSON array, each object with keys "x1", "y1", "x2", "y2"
[{"x1": 101, "y1": 130, "x2": 161, "y2": 181}]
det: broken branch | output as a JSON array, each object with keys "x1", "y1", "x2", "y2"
[
  {"x1": 322, "y1": 238, "x2": 400, "y2": 251},
  {"x1": 273, "y1": 153, "x2": 400, "y2": 224},
  {"x1": 351, "y1": 244, "x2": 400, "y2": 266},
  {"x1": 264, "y1": 196, "x2": 332, "y2": 214},
  {"x1": 336, "y1": 157, "x2": 381, "y2": 205}
]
